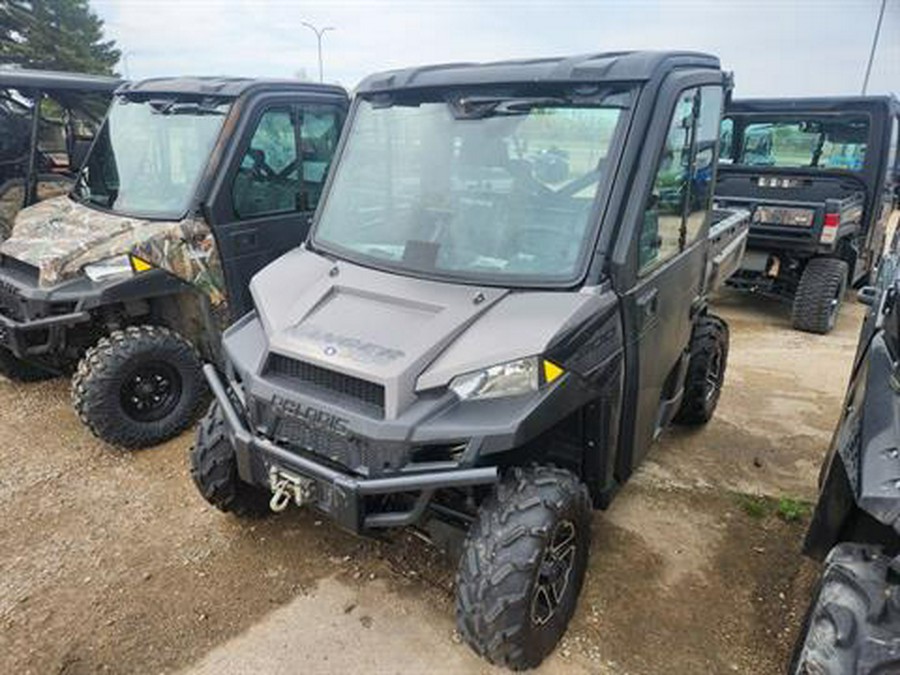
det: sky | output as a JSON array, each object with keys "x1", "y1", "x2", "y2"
[{"x1": 92, "y1": 0, "x2": 898, "y2": 98}]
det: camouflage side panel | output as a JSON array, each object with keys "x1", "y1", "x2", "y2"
[
  {"x1": 131, "y1": 217, "x2": 229, "y2": 314},
  {"x1": 0, "y1": 183, "x2": 24, "y2": 241},
  {"x1": 0, "y1": 196, "x2": 229, "y2": 316},
  {"x1": 0, "y1": 180, "x2": 74, "y2": 241}
]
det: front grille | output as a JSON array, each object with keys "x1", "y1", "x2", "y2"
[
  {"x1": 271, "y1": 416, "x2": 409, "y2": 474},
  {"x1": 265, "y1": 354, "x2": 385, "y2": 416},
  {"x1": 0, "y1": 279, "x2": 24, "y2": 321}
]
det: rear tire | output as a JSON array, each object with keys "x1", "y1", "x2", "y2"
[
  {"x1": 456, "y1": 466, "x2": 591, "y2": 670},
  {"x1": 189, "y1": 402, "x2": 271, "y2": 518},
  {"x1": 789, "y1": 543, "x2": 900, "y2": 674},
  {"x1": 791, "y1": 258, "x2": 849, "y2": 334},
  {"x1": 72, "y1": 325, "x2": 207, "y2": 448},
  {"x1": 673, "y1": 314, "x2": 729, "y2": 426},
  {"x1": 0, "y1": 347, "x2": 56, "y2": 382}
]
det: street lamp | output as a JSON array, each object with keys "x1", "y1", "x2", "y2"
[
  {"x1": 301, "y1": 21, "x2": 335, "y2": 83},
  {"x1": 862, "y1": 0, "x2": 887, "y2": 95},
  {"x1": 120, "y1": 50, "x2": 134, "y2": 79}
]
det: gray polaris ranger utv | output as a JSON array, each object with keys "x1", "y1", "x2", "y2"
[
  {"x1": 716, "y1": 96, "x2": 900, "y2": 334},
  {"x1": 189, "y1": 51, "x2": 749, "y2": 669},
  {"x1": 791, "y1": 240, "x2": 900, "y2": 673},
  {"x1": 0, "y1": 77, "x2": 347, "y2": 447}
]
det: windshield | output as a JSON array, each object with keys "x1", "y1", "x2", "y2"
[
  {"x1": 722, "y1": 116, "x2": 870, "y2": 171},
  {"x1": 313, "y1": 90, "x2": 629, "y2": 285},
  {"x1": 73, "y1": 96, "x2": 230, "y2": 218}
]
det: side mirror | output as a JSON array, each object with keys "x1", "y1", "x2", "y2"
[{"x1": 857, "y1": 286, "x2": 878, "y2": 306}]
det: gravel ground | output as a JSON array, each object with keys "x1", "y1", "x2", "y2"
[{"x1": 0, "y1": 286, "x2": 868, "y2": 675}]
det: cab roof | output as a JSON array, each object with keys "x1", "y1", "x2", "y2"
[
  {"x1": 357, "y1": 50, "x2": 720, "y2": 93},
  {"x1": 118, "y1": 76, "x2": 347, "y2": 99},
  {"x1": 728, "y1": 95, "x2": 899, "y2": 117},
  {"x1": 0, "y1": 68, "x2": 122, "y2": 92}
]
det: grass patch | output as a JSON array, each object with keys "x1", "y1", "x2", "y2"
[
  {"x1": 733, "y1": 493, "x2": 812, "y2": 523},
  {"x1": 776, "y1": 497, "x2": 811, "y2": 522},
  {"x1": 737, "y1": 494, "x2": 770, "y2": 519}
]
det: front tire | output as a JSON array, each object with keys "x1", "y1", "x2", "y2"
[
  {"x1": 673, "y1": 314, "x2": 729, "y2": 425},
  {"x1": 789, "y1": 543, "x2": 900, "y2": 674},
  {"x1": 71, "y1": 325, "x2": 207, "y2": 448},
  {"x1": 456, "y1": 466, "x2": 591, "y2": 670},
  {"x1": 189, "y1": 402, "x2": 271, "y2": 517},
  {"x1": 0, "y1": 347, "x2": 56, "y2": 382},
  {"x1": 791, "y1": 257, "x2": 849, "y2": 334}
]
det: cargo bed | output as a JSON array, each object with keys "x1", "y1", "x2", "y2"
[{"x1": 706, "y1": 208, "x2": 750, "y2": 291}]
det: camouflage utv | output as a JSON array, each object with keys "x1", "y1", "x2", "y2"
[
  {"x1": 0, "y1": 77, "x2": 348, "y2": 447},
  {"x1": 0, "y1": 68, "x2": 120, "y2": 240}
]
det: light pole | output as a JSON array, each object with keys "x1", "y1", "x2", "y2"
[
  {"x1": 302, "y1": 21, "x2": 335, "y2": 83},
  {"x1": 862, "y1": 0, "x2": 887, "y2": 95},
  {"x1": 120, "y1": 50, "x2": 133, "y2": 79}
]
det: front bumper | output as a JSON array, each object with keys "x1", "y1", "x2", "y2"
[
  {"x1": 205, "y1": 364, "x2": 499, "y2": 533},
  {"x1": 0, "y1": 309, "x2": 92, "y2": 357},
  {"x1": 0, "y1": 265, "x2": 92, "y2": 357}
]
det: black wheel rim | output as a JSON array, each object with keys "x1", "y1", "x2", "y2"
[
  {"x1": 531, "y1": 519, "x2": 577, "y2": 626},
  {"x1": 705, "y1": 348, "x2": 723, "y2": 403},
  {"x1": 119, "y1": 360, "x2": 182, "y2": 422}
]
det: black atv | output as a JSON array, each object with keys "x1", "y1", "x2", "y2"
[
  {"x1": 791, "y1": 242, "x2": 900, "y2": 672},
  {"x1": 716, "y1": 96, "x2": 899, "y2": 334},
  {"x1": 189, "y1": 51, "x2": 749, "y2": 669},
  {"x1": 0, "y1": 77, "x2": 347, "y2": 448}
]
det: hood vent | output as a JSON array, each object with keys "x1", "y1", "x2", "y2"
[{"x1": 264, "y1": 353, "x2": 385, "y2": 417}]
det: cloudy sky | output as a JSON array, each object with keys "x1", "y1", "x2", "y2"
[{"x1": 93, "y1": 0, "x2": 897, "y2": 97}]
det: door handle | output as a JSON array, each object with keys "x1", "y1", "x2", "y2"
[
  {"x1": 231, "y1": 229, "x2": 258, "y2": 250},
  {"x1": 637, "y1": 288, "x2": 659, "y2": 322}
]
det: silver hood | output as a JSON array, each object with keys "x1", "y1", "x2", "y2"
[{"x1": 250, "y1": 247, "x2": 605, "y2": 419}]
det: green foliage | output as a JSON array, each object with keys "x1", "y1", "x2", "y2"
[
  {"x1": 776, "y1": 497, "x2": 811, "y2": 523},
  {"x1": 734, "y1": 493, "x2": 812, "y2": 523},
  {"x1": 738, "y1": 494, "x2": 769, "y2": 519},
  {"x1": 0, "y1": 0, "x2": 120, "y2": 76}
]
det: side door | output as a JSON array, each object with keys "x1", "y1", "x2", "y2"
[
  {"x1": 209, "y1": 93, "x2": 346, "y2": 319},
  {"x1": 615, "y1": 81, "x2": 725, "y2": 476},
  {"x1": 863, "y1": 111, "x2": 898, "y2": 275}
]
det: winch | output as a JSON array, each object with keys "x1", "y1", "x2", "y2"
[{"x1": 268, "y1": 466, "x2": 316, "y2": 512}]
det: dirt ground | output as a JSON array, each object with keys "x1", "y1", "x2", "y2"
[{"x1": 0, "y1": 288, "x2": 868, "y2": 675}]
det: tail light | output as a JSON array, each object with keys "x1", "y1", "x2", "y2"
[{"x1": 820, "y1": 212, "x2": 840, "y2": 244}]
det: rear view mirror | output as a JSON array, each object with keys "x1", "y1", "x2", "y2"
[{"x1": 857, "y1": 286, "x2": 878, "y2": 306}]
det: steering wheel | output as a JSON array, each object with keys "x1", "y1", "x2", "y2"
[
  {"x1": 247, "y1": 148, "x2": 276, "y2": 181},
  {"x1": 552, "y1": 168, "x2": 603, "y2": 199}
]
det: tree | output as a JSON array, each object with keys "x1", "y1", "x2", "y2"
[{"x1": 0, "y1": 0, "x2": 120, "y2": 76}]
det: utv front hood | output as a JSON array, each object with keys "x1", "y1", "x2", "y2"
[
  {"x1": 249, "y1": 248, "x2": 610, "y2": 419},
  {"x1": 1, "y1": 196, "x2": 180, "y2": 287}
]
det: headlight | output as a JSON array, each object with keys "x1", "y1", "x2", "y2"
[
  {"x1": 448, "y1": 356, "x2": 564, "y2": 401},
  {"x1": 83, "y1": 255, "x2": 134, "y2": 282},
  {"x1": 82, "y1": 254, "x2": 152, "y2": 282}
]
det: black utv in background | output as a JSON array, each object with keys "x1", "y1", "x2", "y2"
[
  {"x1": 0, "y1": 68, "x2": 121, "y2": 239},
  {"x1": 0, "y1": 77, "x2": 347, "y2": 447},
  {"x1": 791, "y1": 243, "x2": 900, "y2": 672},
  {"x1": 716, "y1": 96, "x2": 900, "y2": 334},
  {"x1": 189, "y1": 51, "x2": 749, "y2": 669}
]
